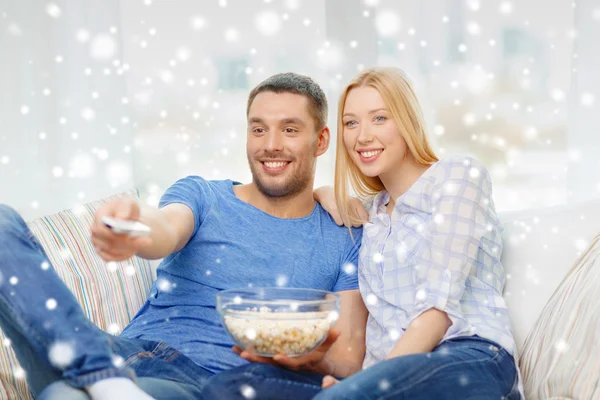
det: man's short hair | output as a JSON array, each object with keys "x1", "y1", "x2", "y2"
[{"x1": 247, "y1": 72, "x2": 328, "y2": 130}]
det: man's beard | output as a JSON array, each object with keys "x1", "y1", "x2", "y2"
[{"x1": 249, "y1": 158, "x2": 313, "y2": 199}]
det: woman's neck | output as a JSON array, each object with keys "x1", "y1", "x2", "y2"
[{"x1": 380, "y1": 155, "x2": 432, "y2": 209}]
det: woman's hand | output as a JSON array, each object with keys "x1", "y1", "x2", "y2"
[
  {"x1": 321, "y1": 375, "x2": 340, "y2": 388},
  {"x1": 313, "y1": 186, "x2": 368, "y2": 227}
]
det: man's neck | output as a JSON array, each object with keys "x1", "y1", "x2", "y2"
[{"x1": 233, "y1": 183, "x2": 316, "y2": 219}]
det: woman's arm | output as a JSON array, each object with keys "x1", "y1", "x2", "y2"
[{"x1": 386, "y1": 309, "x2": 451, "y2": 359}]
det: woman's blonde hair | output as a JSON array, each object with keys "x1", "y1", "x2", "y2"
[{"x1": 334, "y1": 67, "x2": 439, "y2": 227}]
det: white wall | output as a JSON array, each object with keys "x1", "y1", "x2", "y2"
[
  {"x1": 1, "y1": 0, "x2": 598, "y2": 220},
  {"x1": 0, "y1": 0, "x2": 134, "y2": 220}
]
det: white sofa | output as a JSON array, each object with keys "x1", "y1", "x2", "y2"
[
  {"x1": 0, "y1": 193, "x2": 598, "y2": 399},
  {"x1": 500, "y1": 199, "x2": 600, "y2": 352}
]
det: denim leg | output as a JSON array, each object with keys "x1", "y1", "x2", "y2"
[
  {"x1": 119, "y1": 339, "x2": 213, "y2": 394},
  {"x1": 0, "y1": 205, "x2": 135, "y2": 396},
  {"x1": 314, "y1": 337, "x2": 520, "y2": 400},
  {"x1": 38, "y1": 339, "x2": 213, "y2": 399},
  {"x1": 39, "y1": 377, "x2": 204, "y2": 400},
  {"x1": 200, "y1": 363, "x2": 323, "y2": 400}
]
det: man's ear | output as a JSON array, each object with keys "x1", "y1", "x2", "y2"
[{"x1": 315, "y1": 126, "x2": 330, "y2": 157}]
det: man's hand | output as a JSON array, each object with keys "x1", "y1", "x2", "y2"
[
  {"x1": 233, "y1": 328, "x2": 341, "y2": 375},
  {"x1": 91, "y1": 198, "x2": 153, "y2": 262}
]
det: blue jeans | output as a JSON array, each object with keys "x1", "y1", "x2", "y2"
[
  {"x1": 202, "y1": 336, "x2": 520, "y2": 400},
  {"x1": 0, "y1": 205, "x2": 213, "y2": 399}
]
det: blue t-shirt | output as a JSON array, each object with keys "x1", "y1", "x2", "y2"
[{"x1": 121, "y1": 176, "x2": 362, "y2": 374}]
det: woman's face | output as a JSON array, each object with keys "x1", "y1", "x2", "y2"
[{"x1": 342, "y1": 86, "x2": 409, "y2": 178}]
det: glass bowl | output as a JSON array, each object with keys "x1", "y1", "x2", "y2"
[{"x1": 216, "y1": 287, "x2": 340, "y2": 357}]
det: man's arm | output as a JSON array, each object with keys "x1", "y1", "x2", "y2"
[
  {"x1": 136, "y1": 203, "x2": 195, "y2": 259},
  {"x1": 91, "y1": 198, "x2": 195, "y2": 262}
]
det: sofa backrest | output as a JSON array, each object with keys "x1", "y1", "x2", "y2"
[
  {"x1": 0, "y1": 192, "x2": 155, "y2": 399},
  {"x1": 500, "y1": 199, "x2": 600, "y2": 351}
]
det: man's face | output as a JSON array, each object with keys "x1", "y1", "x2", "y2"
[{"x1": 247, "y1": 91, "x2": 327, "y2": 198}]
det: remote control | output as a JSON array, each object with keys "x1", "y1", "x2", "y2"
[{"x1": 101, "y1": 216, "x2": 152, "y2": 237}]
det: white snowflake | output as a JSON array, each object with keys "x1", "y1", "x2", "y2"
[
  {"x1": 52, "y1": 166, "x2": 63, "y2": 178},
  {"x1": 555, "y1": 339, "x2": 569, "y2": 353},
  {"x1": 245, "y1": 328, "x2": 257, "y2": 340},
  {"x1": 316, "y1": 42, "x2": 344, "y2": 71},
  {"x1": 69, "y1": 154, "x2": 95, "y2": 178},
  {"x1": 106, "y1": 161, "x2": 132, "y2": 188},
  {"x1": 240, "y1": 384, "x2": 256, "y2": 399},
  {"x1": 551, "y1": 88, "x2": 565, "y2": 102},
  {"x1": 90, "y1": 34, "x2": 117, "y2": 61},
  {"x1": 255, "y1": 10, "x2": 282, "y2": 36},
  {"x1": 76, "y1": 29, "x2": 90, "y2": 43},
  {"x1": 328, "y1": 311, "x2": 340, "y2": 323},
  {"x1": 9, "y1": 276, "x2": 18, "y2": 286},
  {"x1": 112, "y1": 354, "x2": 125, "y2": 368},
  {"x1": 81, "y1": 107, "x2": 96, "y2": 121},
  {"x1": 46, "y1": 3, "x2": 62, "y2": 18},
  {"x1": 176, "y1": 47, "x2": 191, "y2": 62},
  {"x1": 343, "y1": 263, "x2": 357, "y2": 275},
  {"x1": 190, "y1": 16, "x2": 206, "y2": 31},
  {"x1": 372, "y1": 252, "x2": 384, "y2": 263},
  {"x1": 375, "y1": 11, "x2": 401, "y2": 37},
  {"x1": 466, "y1": 0, "x2": 480, "y2": 11},
  {"x1": 107, "y1": 323, "x2": 121, "y2": 335},
  {"x1": 14, "y1": 368, "x2": 26, "y2": 379},
  {"x1": 107, "y1": 262, "x2": 118, "y2": 272},
  {"x1": 283, "y1": 0, "x2": 300, "y2": 10},
  {"x1": 157, "y1": 278, "x2": 174, "y2": 292},
  {"x1": 388, "y1": 328, "x2": 400, "y2": 341},
  {"x1": 224, "y1": 28, "x2": 239, "y2": 42},
  {"x1": 46, "y1": 298, "x2": 57, "y2": 310},
  {"x1": 379, "y1": 379, "x2": 391, "y2": 391},
  {"x1": 581, "y1": 93, "x2": 595, "y2": 107},
  {"x1": 276, "y1": 275, "x2": 289, "y2": 287},
  {"x1": 466, "y1": 21, "x2": 480, "y2": 36},
  {"x1": 499, "y1": 1, "x2": 513, "y2": 14},
  {"x1": 366, "y1": 294, "x2": 378, "y2": 305},
  {"x1": 48, "y1": 342, "x2": 75, "y2": 369}
]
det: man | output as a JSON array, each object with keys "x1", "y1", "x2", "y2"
[{"x1": 0, "y1": 72, "x2": 367, "y2": 400}]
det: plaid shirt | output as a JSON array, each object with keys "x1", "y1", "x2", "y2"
[{"x1": 360, "y1": 156, "x2": 516, "y2": 368}]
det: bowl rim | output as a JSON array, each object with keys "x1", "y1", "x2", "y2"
[{"x1": 217, "y1": 287, "x2": 340, "y2": 307}]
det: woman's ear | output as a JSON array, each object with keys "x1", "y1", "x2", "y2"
[{"x1": 315, "y1": 126, "x2": 330, "y2": 157}]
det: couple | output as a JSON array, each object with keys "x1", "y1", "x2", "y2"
[{"x1": 0, "y1": 67, "x2": 520, "y2": 399}]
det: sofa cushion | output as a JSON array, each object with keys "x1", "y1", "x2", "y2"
[
  {"x1": 519, "y1": 234, "x2": 600, "y2": 399},
  {"x1": 0, "y1": 192, "x2": 155, "y2": 399},
  {"x1": 500, "y1": 199, "x2": 600, "y2": 350}
]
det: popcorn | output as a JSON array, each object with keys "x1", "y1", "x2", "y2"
[{"x1": 223, "y1": 308, "x2": 332, "y2": 356}]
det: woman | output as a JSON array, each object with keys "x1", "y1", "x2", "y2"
[{"x1": 313, "y1": 66, "x2": 520, "y2": 399}]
